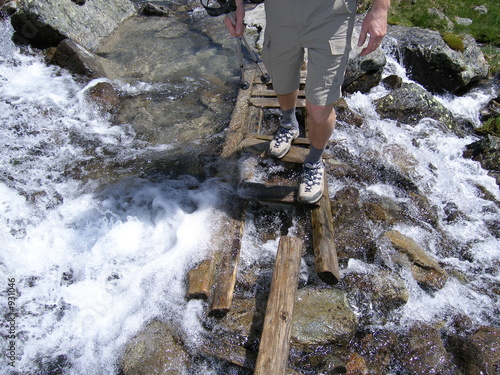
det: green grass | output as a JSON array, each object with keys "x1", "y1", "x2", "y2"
[{"x1": 385, "y1": 0, "x2": 499, "y2": 46}]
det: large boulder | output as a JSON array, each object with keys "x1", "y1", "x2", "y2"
[
  {"x1": 375, "y1": 82, "x2": 456, "y2": 132},
  {"x1": 386, "y1": 25, "x2": 489, "y2": 94},
  {"x1": 9, "y1": 0, "x2": 136, "y2": 51},
  {"x1": 343, "y1": 25, "x2": 387, "y2": 94},
  {"x1": 291, "y1": 288, "x2": 358, "y2": 348}
]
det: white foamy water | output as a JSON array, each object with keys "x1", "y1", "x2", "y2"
[{"x1": 0, "y1": 20, "x2": 226, "y2": 374}]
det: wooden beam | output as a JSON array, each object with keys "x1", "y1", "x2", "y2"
[
  {"x1": 209, "y1": 201, "x2": 245, "y2": 317},
  {"x1": 238, "y1": 137, "x2": 308, "y2": 164},
  {"x1": 250, "y1": 97, "x2": 306, "y2": 108},
  {"x1": 254, "y1": 236, "x2": 302, "y2": 375},
  {"x1": 311, "y1": 177, "x2": 340, "y2": 284},
  {"x1": 186, "y1": 259, "x2": 213, "y2": 300},
  {"x1": 238, "y1": 182, "x2": 298, "y2": 205}
]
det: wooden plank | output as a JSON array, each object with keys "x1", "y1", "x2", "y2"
[
  {"x1": 248, "y1": 106, "x2": 263, "y2": 134},
  {"x1": 220, "y1": 67, "x2": 257, "y2": 159},
  {"x1": 254, "y1": 236, "x2": 302, "y2": 375},
  {"x1": 209, "y1": 201, "x2": 245, "y2": 317},
  {"x1": 238, "y1": 182, "x2": 298, "y2": 205},
  {"x1": 251, "y1": 87, "x2": 306, "y2": 98},
  {"x1": 311, "y1": 177, "x2": 340, "y2": 285},
  {"x1": 250, "y1": 97, "x2": 306, "y2": 108},
  {"x1": 238, "y1": 138, "x2": 308, "y2": 164},
  {"x1": 247, "y1": 133, "x2": 311, "y2": 146},
  {"x1": 186, "y1": 259, "x2": 213, "y2": 300}
]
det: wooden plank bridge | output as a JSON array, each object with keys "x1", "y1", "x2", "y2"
[{"x1": 186, "y1": 67, "x2": 340, "y2": 374}]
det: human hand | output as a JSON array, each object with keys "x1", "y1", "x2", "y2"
[
  {"x1": 224, "y1": 0, "x2": 245, "y2": 37},
  {"x1": 357, "y1": 1, "x2": 389, "y2": 56}
]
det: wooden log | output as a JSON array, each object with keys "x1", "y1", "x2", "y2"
[
  {"x1": 254, "y1": 236, "x2": 302, "y2": 375},
  {"x1": 209, "y1": 201, "x2": 245, "y2": 317},
  {"x1": 238, "y1": 182, "x2": 298, "y2": 205},
  {"x1": 250, "y1": 97, "x2": 306, "y2": 108},
  {"x1": 186, "y1": 259, "x2": 213, "y2": 300},
  {"x1": 247, "y1": 133, "x2": 311, "y2": 146},
  {"x1": 238, "y1": 137, "x2": 308, "y2": 164},
  {"x1": 311, "y1": 177, "x2": 340, "y2": 285}
]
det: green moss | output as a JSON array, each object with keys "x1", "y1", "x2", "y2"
[
  {"x1": 441, "y1": 32, "x2": 465, "y2": 52},
  {"x1": 476, "y1": 117, "x2": 500, "y2": 137}
]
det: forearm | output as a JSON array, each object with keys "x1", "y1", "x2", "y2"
[{"x1": 370, "y1": 0, "x2": 390, "y2": 12}]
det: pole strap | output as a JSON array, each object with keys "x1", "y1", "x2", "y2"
[{"x1": 200, "y1": 0, "x2": 237, "y2": 17}]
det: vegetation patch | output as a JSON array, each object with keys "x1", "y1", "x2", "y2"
[
  {"x1": 476, "y1": 117, "x2": 500, "y2": 137},
  {"x1": 441, "y1": 32, "x2": 465, "y2": 52}
]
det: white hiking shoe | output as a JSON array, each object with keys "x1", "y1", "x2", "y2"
[
  {"x1": 268, "y1": 124, "x2": 299, "y2": 159},
  {"x1": 298, "y1": 161, "x2": 325, "y2": 204}
]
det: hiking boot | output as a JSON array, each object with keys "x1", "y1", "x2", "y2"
[
  {"x1": 268, "y1": 124, "x2": 299, "y2": 159},
  {"x1": 298, "y1": 161, "x2": 325, "y2": 204}
]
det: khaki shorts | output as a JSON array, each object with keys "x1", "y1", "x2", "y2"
[{"x1": 262, "y1": 0, "x2": 356, "y2": 106}]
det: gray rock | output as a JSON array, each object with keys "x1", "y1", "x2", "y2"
[
  {"x1": 48, "y1": 38, "x2": 108, "y2": 79},
  {"x1": 375, "y1": 82, "x2": 456, "y2": 132},
  {"x1": 343, "y1": 264, "x2": 409, "y2": 325},
  {"x1": 398, "y1": 324, "x2": 458, "y2": 374},
  {"x1": 343, "y1": 26, "x2": 387, "y2": 94},
  {"x1": 120, "y1": 320, "x2": 190, "y2": 375},
  {"x1": 10, "y1": 0, "x2": 136, "y2": 51},
  {"x1": 291, "y1": 288, "x2": 358, "y2": 347},
  {"x1": 382, "y1": 230, "x2": 449, "y2": 290},
  {"x1": 386, "y1": 25, "x2": 489, "y2": 94},
  {"x1": 451, "y1": 326, "x2": 500, "y2": 374},
  {"x1": 473, "y1": 5, "x2": 488, "y2": 14}
]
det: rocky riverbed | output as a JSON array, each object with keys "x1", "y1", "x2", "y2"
[{"x1": 1, "y1": 0, "x2": 499, "y2": 374}]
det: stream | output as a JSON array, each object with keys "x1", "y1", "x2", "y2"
[{"x1": 0, "y1": 3, "x2": 499, "y2": 374}]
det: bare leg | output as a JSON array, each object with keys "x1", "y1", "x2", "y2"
[
  {"x1": 305, "y1": 100, "x2": 336, "y2": 150},
  {"x1": 276, "y1": 90, "x2": 299, "y2": 111}
]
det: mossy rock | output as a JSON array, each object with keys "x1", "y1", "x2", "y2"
[
  {"x1": 441, "y1": 32, "x2": 465, "y2": 52},
  {"x1": 476, "y1": 117, "x2": 500, "y2": 137}
]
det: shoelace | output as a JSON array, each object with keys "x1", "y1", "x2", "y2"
[
  {"x1": 273, "y1": 126, "x2": 296, "y2": 148},
  {"x1": 302, "y1": 166, "x2": 322, "y2": 192}
]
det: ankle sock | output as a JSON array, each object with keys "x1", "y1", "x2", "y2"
[
  {"x1": 304, "y1": 144, "x2": 324, "y2": 166},
  {"x1": 282, "y1": 108, "x2": 299, "y2": 130}
]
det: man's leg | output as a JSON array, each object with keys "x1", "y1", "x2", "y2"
[
  {"x1": 298, "y1": 100, "x2": 336, "y2": 204},
  {"x1": 268, "y1": 90, "x2": 301, "y2": 158}
]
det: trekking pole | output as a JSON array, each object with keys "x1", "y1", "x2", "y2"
[{"x1": 228, "y1": 12, "x2": 271, "y2": 89}]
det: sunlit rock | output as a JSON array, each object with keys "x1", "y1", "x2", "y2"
[
  {"x1": 291, "y1": 288, "x2": 358, "y2": 347},
  {"x1": 383, "y1": 230, "x2": 448, "y2": 290},
  {"x1": 386, "y1": 25, "x2": 489, "y2": 94},
  {"x1": 375, "y1": 82, "x2": 457, "y2": 133},
  {"x1": 120, "y1": 320, "x2": 190, "y2": 375},
  {"x1": 397, "y1": 324, "x2": 457, "y2": 374},
  {"x1": 9, "y1": 0, "x2": 136, "y2": 51}
]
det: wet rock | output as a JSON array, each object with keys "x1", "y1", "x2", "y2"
[
  {"x1": 354, "y1": 329, "x2": 398, "y2": 375},
  {"x1": 343, "y1": 26, "x2": 387, "y2": 94},
  {"x1": 381, "y1": 74, "x2": 403, "y2": 90},
  {"x1": 85, "y1": 81, "x2": 120, "y2": 112},
  {"x1": 10, "y1": 0, "x2": 136, "y2": 51},
  {"x1": 212, "y1": 297, "x2": 264, "y2": 348},
  {"x1": 343, "y1": 263, "x2": 409, "y2": 325},
  {"x1": 397, "y1": 324, "x2": 457, "y2": 375},
  {"x1": 48, "y1": 38, "x2": 108, "y2": 79},
  {"x1": 330, "y1": 187, "x2": 373, "y2": 262},
  {"x1": 291, "y1": 287, "x2": 358, "y2": 348},
  {"x1": 120, "y1": 320, "x2": 190, "y2": 375},
  {"x1": 383, "y1": 230, "x2": 448, "y2": 290},
  {"x1": 450, "y1": 326, "x2": 500, "y2": 375},
  {"x1": 464, "y1": 135, "x2": 500, "y2": 185},
  {"x1": 375, "y1": 83, "x2": 456, "y2": 132},
  {"x1": 141, "y1": 3, "x2": 171, "y2": 17},
  {"x1": 386, "y1": 25, "x2": 489, "y2": 94},
  {"x1": 334, "y1": 97, "x2": 364, "y2": 127}
]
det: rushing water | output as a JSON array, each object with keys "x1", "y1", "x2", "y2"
[{"x1": 1, "y1": 9, "x2": 499, "y2": 375}]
